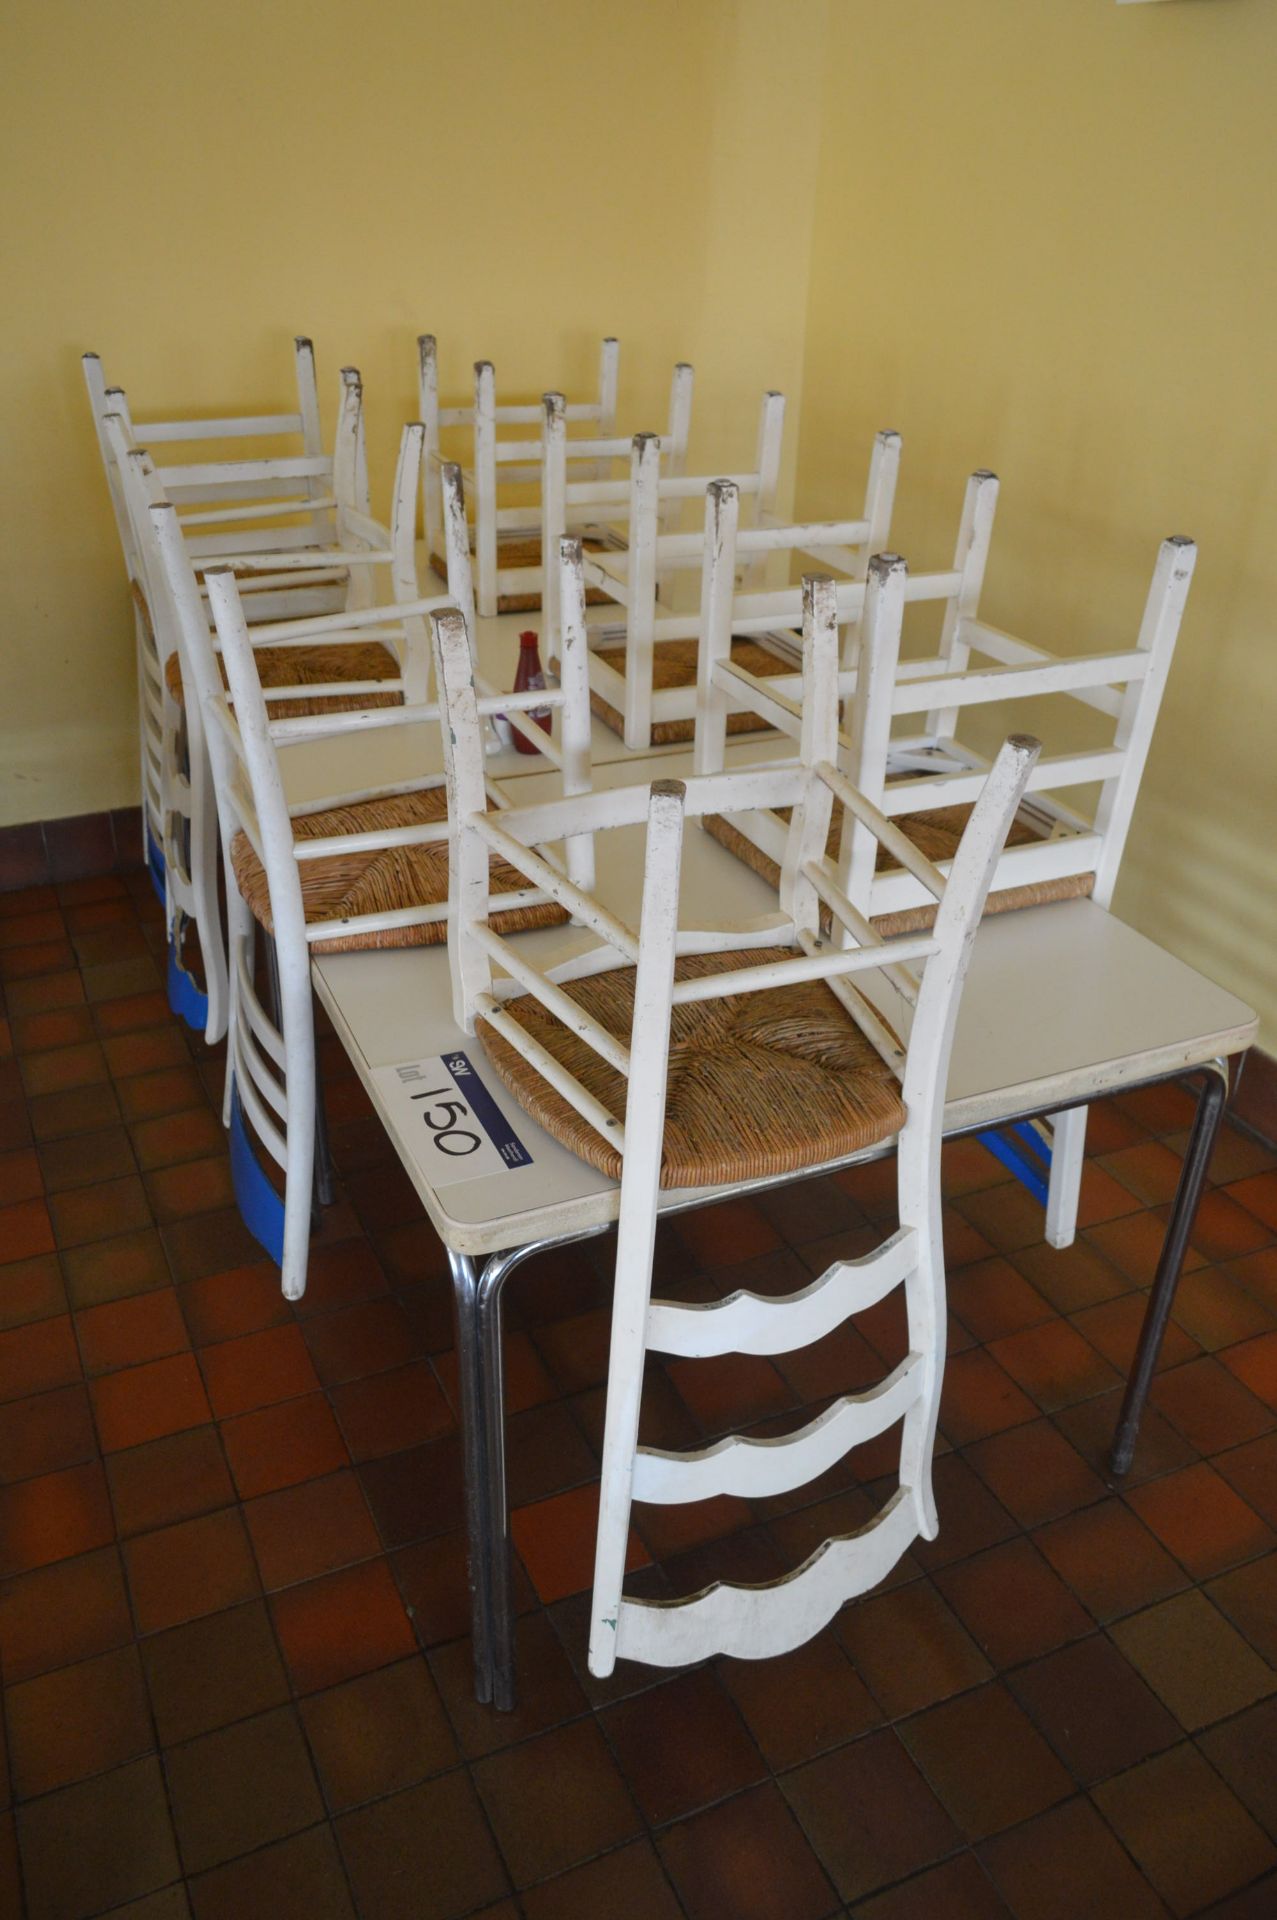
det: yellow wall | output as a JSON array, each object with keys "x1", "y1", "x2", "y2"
[
  {"x1": 3, "y1": 0, "x2": 1273, "y2": 1044},
  {"x1": 798, "y1": 0, "x2": 1277, "y2": 1044},
  {"x1": 0, "y1": 0, "x2": 822, "y2": 822}
]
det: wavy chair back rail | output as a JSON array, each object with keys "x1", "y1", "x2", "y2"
[{"x1": 430, "y1": 580, "x2": 1039, "y2": 1673}]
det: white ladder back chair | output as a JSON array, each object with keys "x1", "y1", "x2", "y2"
[
  {"x1": 107, "y1": 430, "x2": 174, "y2": 910},
  {"x1": 87, "y1": 344, "x2": 354, "y2": 629},
  {"x1": 565, "y1": 418, "x2": 900, "y2": 753},
  {"x1": 436, "y1": 459, "x2": 594, "y2": 799},
  {"x1": 820, "y1": 535, "x2": 1197, "y2": 947},
  {"x1": 466, "y1": 359, "x2": 694, "y2": 622},
  {"x1": 118, "y1": 453, "x2": 230, "y2": 1045},
  {"x1": 83, "y1": 338, "x2": 325, "y2": 587},
  {"x1": 693, "y1": 463, "x2": 984, "y2": 794},
  {"x1": 431, "y1": 573, "x2": 1039, "y2": 1671},
  {"x1": 173, "y1": 539, "x2": 595, "y2": 1299},
  {"x1": 699, "y1": 476, "x2": 1196, "y2": 1246},
  {"x1": 540, "y1": 384, "x2": 781, "y2": 670},
  {"x1": 177, "y1": 387, "x2": 420, "y2": 680},
  {"x1": 418, "y1": 334, "x2": 631, "y2": 611},
  {"x1": 844, "y1": 531, "x2": 1196, "y2": 1250},
  {"x1": 153, "y1": 366, "x2": 369, "y2": 620},
  {"x1": 470, "y1": 360, "x2": 698, "y2": 622},
  {"x1": 106, "y1": 381, "x2": 394, "y2": 742},
  {"x1": 96, "y1": 364, "x2": 371, "y2": 880},
  {"x1": 419, "y1": 333, "x2": 620, "y2": 563},
  {"x1": 202, "y1": 566, "x2": 322, "y2": 1300},
  {"x1": 694, "y1": 464, "x2": 996, "y2": 785},
  {"x1": 84, "y1": 338, "x2": 335, "y2": 884}
]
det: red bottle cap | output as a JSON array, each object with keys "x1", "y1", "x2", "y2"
[{"x1": 518, "y1": 629, "x2": 539, "y2": 648}]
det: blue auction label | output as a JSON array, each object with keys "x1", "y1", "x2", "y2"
[
  {"x1": 376, "y1": 1051, "x2": 534, "y2": 1189},
  {"x1": 438, "y1": 1051, "x2": 533, "y2": 1168}
]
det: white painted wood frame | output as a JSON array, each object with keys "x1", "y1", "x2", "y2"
[
  {"x1": 697, "y1": 479, "x2": 1196, "y2": 1247},
  {"x1": 418, "y1": 334, "x2": 635, "y2": 612},
  {"x1": 155, "y1": 527, "x2": 594, "y2": 1300},
  {"x1": 560, "y1": 413, "x2": 900, "y2": 750},
  {"x1": 93, "y1": 362, "x2": 378, "y2": 920},
  {"x1": 461, "y1": 361, "x2": 695, "y2": 620},
  {"x1": 432, "y1": 573, "x2": 1038, "y2": 1670},
  {"x1": 115, "y1": 406, "x2": 432, "y2": 1048}
]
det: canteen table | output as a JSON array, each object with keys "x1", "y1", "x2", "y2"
[{"x1": 306, "y1": 738, "x2": 1257, "y2": 1710}]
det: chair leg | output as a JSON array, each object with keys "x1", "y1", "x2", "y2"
[
  {"x1": 1045, "y1": 1105, "x2": 1088, "y2": 1248},
  {"x1": 263, "y1": 932, "x2": 334, "y2": 1211}
]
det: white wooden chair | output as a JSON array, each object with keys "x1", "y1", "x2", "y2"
[
  {"x1": 419, "y1": 333, "x2": 622, "y2": 587},
  {"x1": 693, "y1": 467, "x2": 999, "y2": 788},
  {"x1": 696, "y1": 476, "x2": 1197, "y2": 1246},
  {"x1": 545, "y1": 406, "x2": 899, "y2": 750},
  {"x1": 86, "y1": 347, "x2": 369, "y2": 901},
  {"x1": 84, "y1": 337, "x2": 328, "y2": 590},
  {"x1": 539, "y1": 387, "x2": 783, "y2": 657},
  {"x1": 432, "y1": 569, "x2": 1038, "y2": 1671},
  {"x1": 114, "y1": 406, "x2": 434, "y2": 1045},
  {"x1": 423, "y1": 341, "x2": 694, "y2": 619},
  {"x1": 159, "y1": 532, "x2": 594, "y2": 1299}
]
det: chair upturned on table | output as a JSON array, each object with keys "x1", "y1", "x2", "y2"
[{"x1": 419, "y1": 333, "x2": 694, "y2": 619}]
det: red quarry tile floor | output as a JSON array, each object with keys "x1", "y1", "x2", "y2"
[{"x1": 0, "y1": 866, "x2": 1275, "y2": 1916}]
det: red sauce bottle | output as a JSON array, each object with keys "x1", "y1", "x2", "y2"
[{"x1": 512, "y1": 629, "x2": 552, "y2": 755}]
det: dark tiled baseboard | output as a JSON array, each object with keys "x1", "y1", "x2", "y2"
[
  {"x1": 0, "y1": 806, "x2": 145, "y2": 891},
  {"x1": 1234, "y1": 1046, "x2": 1277, "y2": 1150}
]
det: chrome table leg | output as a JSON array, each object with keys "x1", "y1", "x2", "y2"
[{"x1": 1109, "y1": 1059, "x2": 1230, "y2": 1477}]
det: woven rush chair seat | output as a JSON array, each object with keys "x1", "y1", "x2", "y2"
[
  {"x1": 428, "y1": 533, "x2": 618, "y2": 615},
  {"x1": 230, "y1": 788, "x2": 568, "y2": 955},
  {"x1": 165, "y1": 638, "x2": 403, "y2": 720},
  {"x1": 706, "y1": 799, "x2": 1094, "y2": 936},
  {"x1": 478, "y1": 945, "x2": 907, "y2": 1187},
  {"x1": 591, "y1": 635, "x2": 796, "y2": 746}
]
